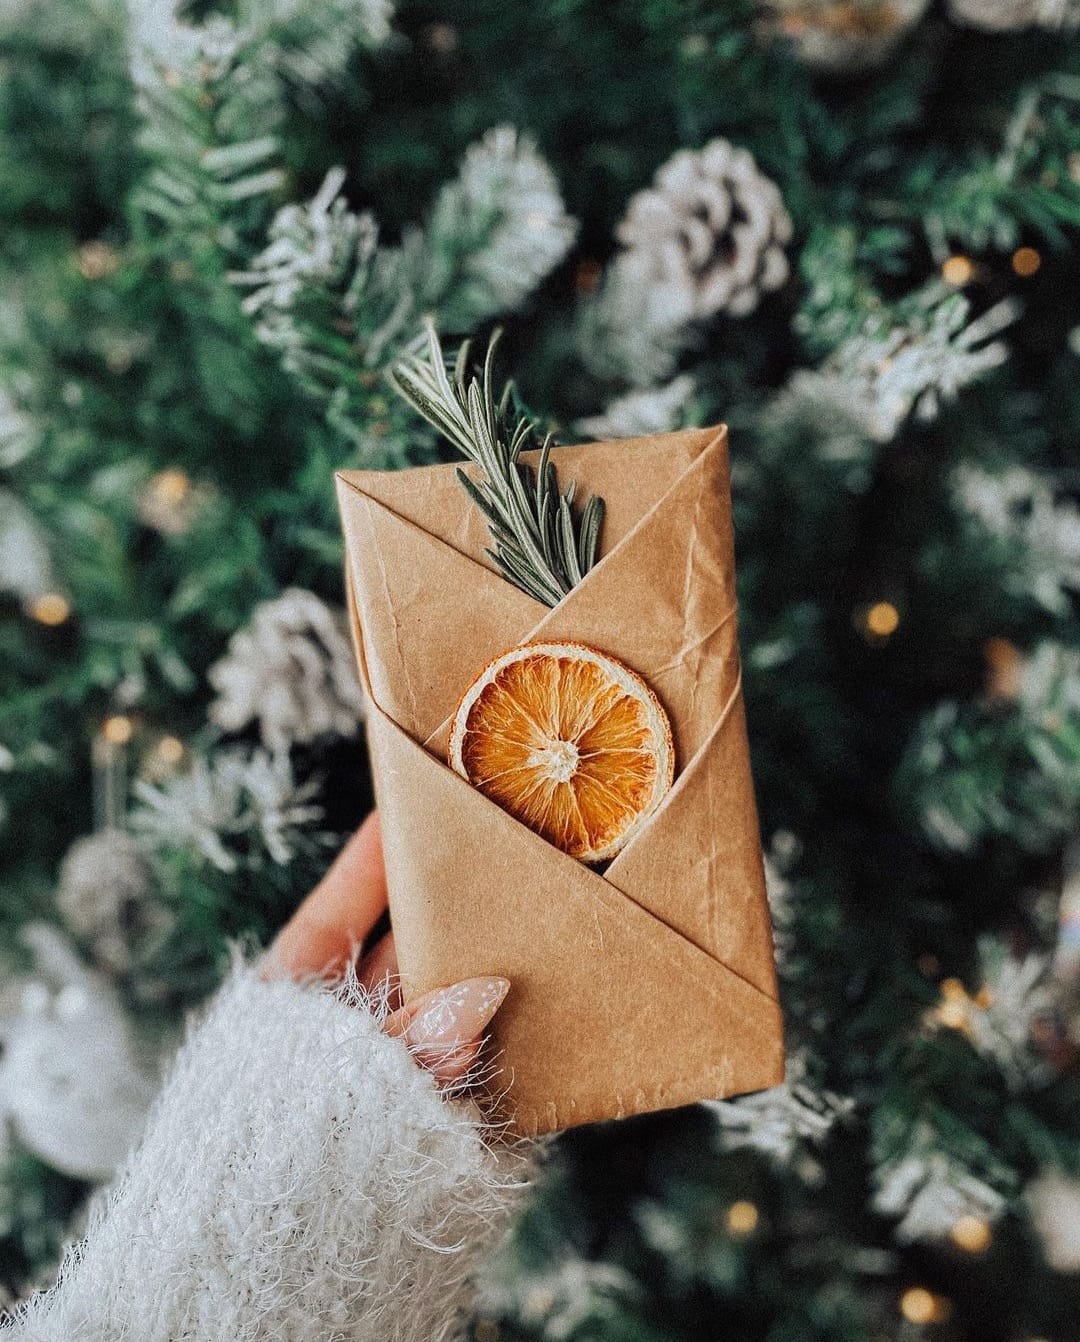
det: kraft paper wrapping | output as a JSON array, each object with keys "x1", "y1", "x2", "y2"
[{"x1": 336, "y1": 425, "x2": 784, "y2": 1135}]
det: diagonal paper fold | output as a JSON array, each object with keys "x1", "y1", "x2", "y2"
[{"x1": 365, "y1": 698, "x2": 784, "y2": 1134}]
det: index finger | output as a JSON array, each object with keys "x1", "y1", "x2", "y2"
[{"x1": 265, "y1": 811, "x2": 388, "y2": 981}]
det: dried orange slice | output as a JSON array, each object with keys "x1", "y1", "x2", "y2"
[{"x1": 448, "y1": 642, "x2": 674, "y2": 863}]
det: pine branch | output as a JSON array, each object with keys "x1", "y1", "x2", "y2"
[
  {"x1": 128, "y1": 19, "x2": 286, "y2": 262},
  {"x1": 229, "y1": 130, "x2": 574, "y2": 453},
  {"x1": 390, "y1": 323, "x2": 604, "y2": 606}
]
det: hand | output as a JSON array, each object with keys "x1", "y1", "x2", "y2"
[{"x1": 265, "y1": 812, "x2": 509, "y2": 1087}]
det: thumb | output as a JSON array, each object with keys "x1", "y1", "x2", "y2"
[{"x1": 384, "y1": 976, "x2": 510, "y2": 1087}]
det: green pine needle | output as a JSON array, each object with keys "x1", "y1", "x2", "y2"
[{"x1": 389, "y1": 322, "x2": 604, "y2": 607}]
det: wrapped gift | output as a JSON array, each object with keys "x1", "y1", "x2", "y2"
[{"x1": 337, "y1": 425, "x2": 783, "y2": 1135}]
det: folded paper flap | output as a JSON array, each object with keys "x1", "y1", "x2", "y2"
[
  {"x1": 344, "y1": 552, "x2": 769, "y2": 1002},
  {"x1": 608, "y1": 669, "x2": 745, "y2": 868},
  {"x1": 459, "y1": 437, "x2": 739, "y2": 764},
  {"x1": 337, "y1": 481, "x2": 540, "y2": 740},
  {"x1": 345, "y1": 549, "x2": 769, "y2": 990},
  {"x1": 366, "y1": 684, "x2": 779, "y2": 1009},
  {"x1": 606, "y1": 681, "x2": 779, "y2": 999},
  {"x1": 336, "y1": 425, "x2": 726, "y2": 577},
  {"x1": 339, "y1": 430, "x2": 739, "y2": 763},
  {"x1": 365, "y1": 696, "x2": 783, "y2": 1133}
]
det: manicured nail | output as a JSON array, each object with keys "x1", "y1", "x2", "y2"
[{"x1": 404, "y1": 976, "x2": 510, "y2": 1057}]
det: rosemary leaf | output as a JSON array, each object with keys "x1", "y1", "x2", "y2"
[
  {"x1": 390, "y1": 322, "x2": 605, "y2": 606},
  {"x1": 579, "y1": 495, "x2": 605, "y2": 573},
  {"x1": 456, "y1": 468, "x2": 503, "y2": 527},
  {"x1": 558, "y1": 498, "x2": 584, "y2": 586}
]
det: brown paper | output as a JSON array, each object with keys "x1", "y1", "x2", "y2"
[{"x1": 336, "y1": 425, "x2": 784, "y2": 1135}]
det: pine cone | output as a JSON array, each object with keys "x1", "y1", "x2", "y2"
[
  {"x1": 758, "y1": 0, "x2": 930, "y2": 73},
  {"x1": 617, "y1": 139, "x2": 793, "y2": 320},
  {"x1": 207, "y1": 587, "x2": 366, "y2": 755}
]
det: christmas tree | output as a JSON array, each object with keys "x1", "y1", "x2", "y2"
[{"x1": 2, "y1": 0, "x2": 1080, "y2": 1336}]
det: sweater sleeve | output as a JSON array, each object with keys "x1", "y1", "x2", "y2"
[{"x1": 4, "y1": 966, "x2": 530, "y2": 1342}]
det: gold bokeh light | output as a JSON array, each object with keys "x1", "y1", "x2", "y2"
[
  {"x1": 949, "y1": 1215, "x2": 992, "y2": 1254},
  {"x1": 726, "y1": 1200, "x2": 759, "y2": 1236},
  {"x1": 942, "y1": 255, "x2": 974, "y2": 287},
  {"x1": 1011, "y1": 247, "x2": 1041, "y2": 278},
  {"x1": 101, "y1": 715, "x2": 134, "y2": 746},
  {"x1": 864, "y1": 601, "x2": 900, "y2": 640},
  {"x1": 27, "y1": 593, "x2": 71, "y2": 626}
]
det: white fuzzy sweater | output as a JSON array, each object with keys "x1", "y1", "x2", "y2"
[{"x1": 4, "y1": 969, "x2": 529, "y2": 1341}]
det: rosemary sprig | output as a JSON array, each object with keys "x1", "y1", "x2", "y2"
[{"x1": 389, "y1": 322, "x2": 604, "y2": 607}]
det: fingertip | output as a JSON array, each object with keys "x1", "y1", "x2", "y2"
[
  {"x1": 267, "y1": 810, "x2": 387, "y2": 983},
  {"x1": 266, "y1": 914, "x2": 358, "y2": 982},
  {"x1": 382, "y1": 977, "x2": 509, "y2": 1089},
  {"x1": 425, "y1": 1039, "x2": 482, "y2": 1086},
  {"x1": 358, "y1": 930, "x2": 400, "y2": 1009}
]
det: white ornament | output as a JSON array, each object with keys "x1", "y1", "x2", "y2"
[
  {"x1": 56, "y1": 828, "x2": 170, "y2": 980},
  {"x1": 579, "y1": 140, "x2": 793, "y2": 386},
  {"x1": 0, "y1": 926, "x2": 155, "y2": 1181}
]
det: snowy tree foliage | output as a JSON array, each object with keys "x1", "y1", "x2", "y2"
[{"x1": 1, "y1": 1, "x2": 1078, "y2": 1335}]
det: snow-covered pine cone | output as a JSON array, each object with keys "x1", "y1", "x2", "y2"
[
  {"x1": 207, "y1": 587, "x2": 365, "y2": 755},
  {"x1": 616, "y1": 138, "x2": 793, "y2": 320}
]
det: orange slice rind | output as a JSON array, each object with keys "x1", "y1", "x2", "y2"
[{"x1": 448, "y1": 641, "x2": 674, "y2": 863}]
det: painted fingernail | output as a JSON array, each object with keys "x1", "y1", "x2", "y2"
[{"x1": 404, "y1": 976, "x2": 510, "y2": 1056}]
